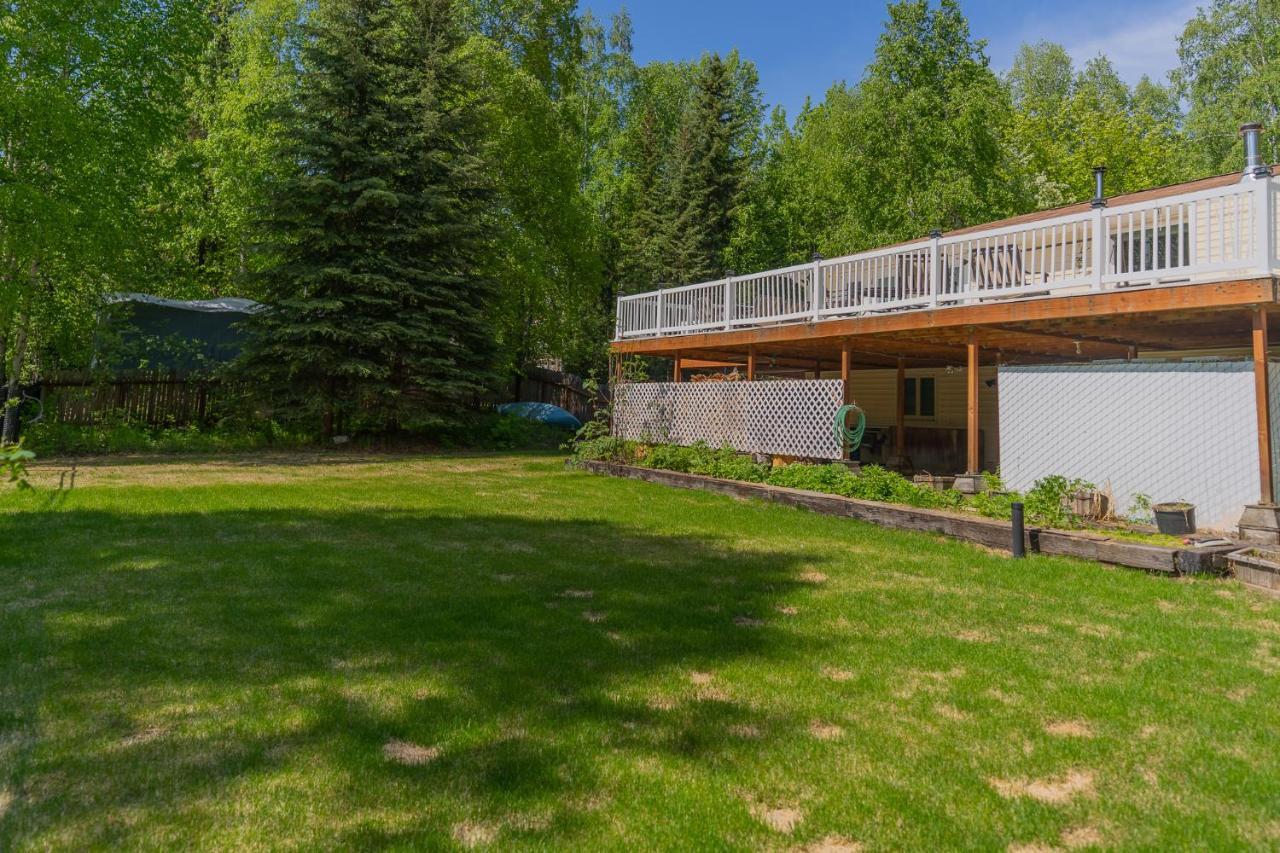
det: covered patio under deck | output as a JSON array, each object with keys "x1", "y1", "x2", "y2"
[
  {"x1": 610, "y1": 139, "x2": 1280, "y2": 523},
  {"x1": 611, "y1": 277, "x2": 1280, "y2": 504}
]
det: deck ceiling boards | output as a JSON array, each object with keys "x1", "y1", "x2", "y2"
[{"x1": 615, "y1": 278, "x2": 1278, "y2": 365}]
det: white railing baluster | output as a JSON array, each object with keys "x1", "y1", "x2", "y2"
[
  {"x1": 929, "y1": 230, "x2": 940, "y2": 308},
  {"x1": 811, "y1": 256, "x2": 822, "y2": 321},
  {"x1": 1092, "y1": 207, "x2": 1104, "y2": 290},
  {"x1": 1219, "y1": 197, "x2": 1226, "y2": 263},
  {"x1": 724, "y1": 274, "x2": 733, "y2": 329}
]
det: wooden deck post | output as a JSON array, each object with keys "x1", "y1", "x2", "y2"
[
  {"x1": 1254, "y1": 307, "x2": 1274, "y2": 503},
  {"x1": 841, "y1": 343, "x2": 852, "y2": 459},
  {"x1": 895, "y1": 358, "x2": 906, "y2": 459},
  {"x1": 967, "y1": 333, "x2": 980, "y2": 473},
  {"x1": 746, "y1": 346, "x2": 756, "y2": 381},
  {"x1": 840, "y1": 343, "x2": 851, "y2": 400},
  {"x1": 672, "y1": 351, "x2": 682, "y2": 383}
]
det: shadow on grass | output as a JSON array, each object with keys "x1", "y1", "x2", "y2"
[{"x1": 0, "y1": 502, "x2": 822, "y2": 846}]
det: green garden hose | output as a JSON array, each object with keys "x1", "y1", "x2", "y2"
[{"x1": 834, "y1": 403, "x2": 866, "y2": 454}]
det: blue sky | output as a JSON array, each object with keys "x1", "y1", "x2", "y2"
[{"x1": 580, "y1": 0, "x2": 1202, "y2": 119}]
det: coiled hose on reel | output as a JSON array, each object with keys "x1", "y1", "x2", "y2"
[{"x1": 834, "y1": 403, "x2": 866, "y2": 455}]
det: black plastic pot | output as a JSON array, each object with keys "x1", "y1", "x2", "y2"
[{"x1": 1153, "y1": 502, "x2": 1196, "y2": 535}]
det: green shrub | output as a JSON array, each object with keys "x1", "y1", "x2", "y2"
[
  {"x1": 765, "y1": 463, "x2": 859, "y2": 495},
  {"x1": 639, "y1": 441, "x2": 705, "y2": 473},
  {"x1": 687, "y1": 446, "x2": 769, "y2": 482},
  {"x1": 570, "y1": 436, "x2": 632, "y2": 462},
  {"x1": 22, "y1": 420, "x2": 301, "y2": 455},
  {"x1": 971, "y1": 488, "x2": 1018, "y2": 520},
  {"x1": 1024, "y1": 474, "x2": 1093, "y2": 528},
  {"x1": 474, "y1": 413, "x2": 570, "y2": 450},
  {"x1": 967, "y1": 474, "x2": 1094, "y2": 528},
  {"x1": 844, "y1": 465, "x2": 964, "y2": 509},
  {"x1": 765, "y1": 463, "x2": 961, "y2": 509}
]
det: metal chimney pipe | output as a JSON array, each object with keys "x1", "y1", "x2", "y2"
[
  {"x1": 1240, "y1": 123, "x2": 1271, "y2": 179},
  {"x1": 1090, "y1": 166, "x2": 1107, "y2": 208}
]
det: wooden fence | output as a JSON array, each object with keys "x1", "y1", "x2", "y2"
[
  {"x1": 34, "y1": 367, "x2": 600, "y2": 429},
  {"x1": 35, "y1": 371, "x2": 234, "y2": 427},
  {"x1": 512, "y1": 367, "x2": 600, "y2": 423}
]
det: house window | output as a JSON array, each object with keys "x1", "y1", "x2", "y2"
[{"x1": 903, "y1": 377, "x2": 935, "y2": 418}]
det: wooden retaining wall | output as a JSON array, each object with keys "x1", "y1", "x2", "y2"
[{"x1": 578, "y1": 461, "x2": 1237, "y2": 576}]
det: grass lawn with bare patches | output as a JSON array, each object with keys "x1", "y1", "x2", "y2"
[{"x1": 1, "y1": 452, "x2": 1278, "y2": 849}]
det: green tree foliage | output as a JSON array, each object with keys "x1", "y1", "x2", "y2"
[
  {"x1": 615, "y1": 101, "x2": 673, "y2": 294},
  {"x1": 1007, "y1": 45, "x2": 1189, "y2": 208},
  {"x1": 468, "y1": 36, "x2": 603, "y2": 386},
  {"x1": 666, "y1": 54, "x2": 748, "y2": 283},
  {"x1": 244, "y1": 0, "x2": 495, "y2": 437},
  {"x1": 732, "y1": 0, "x2": 1019, "y2": 266},
  {"x1": 606, "y1": 52, "x2": 763, "y2": 293},
  {"x1": 460, "y1": 0, "x2": 582, "y2": 98},
  {"x1": 151, "y1": 0, "x2": 303, "y2": 298},
  {"x1": 1177, "y1": 0, "x2": 1280, "y2": 173},
  {"x1": 0, "y1": 0, "x2": 207, "y2": 438}
]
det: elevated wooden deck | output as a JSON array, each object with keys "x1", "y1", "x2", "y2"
[{"x1": 612, "y1": 277, "x2": 1279, "y2": 370}]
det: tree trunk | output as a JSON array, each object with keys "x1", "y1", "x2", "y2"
[
  {"x1": 2, "y1": 292, "x2": 31, "y2": 445},
  {"x1": 321, "y1": 377, "x2": 335, "y2": 441}
]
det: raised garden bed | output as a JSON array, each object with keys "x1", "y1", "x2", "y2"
[
  {"x1": 578, "y1": 460, "x2": 1240, "y2": 576},
  {"x1": 1226, "y1": 547, "x2": 1280, "y2": 594}
]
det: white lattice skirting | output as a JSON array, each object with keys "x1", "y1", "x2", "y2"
[{"x1": 612, "y1": 380, "x2": 844, "y2": 459}]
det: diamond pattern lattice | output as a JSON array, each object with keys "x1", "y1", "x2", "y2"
[
  {"x1": 998, "y1": 360, "x2": 1280, "y2": 530},
  {"x1": 613, "y1": 380, "x2": 844, "y2": 460}
]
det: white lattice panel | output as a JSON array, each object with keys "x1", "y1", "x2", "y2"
[
  {"x1": 613, "y1": 380, "x2": 844, "y2": 459},
  {"x1": 998, "y1": 360, "x2": 1280, "y2": 530}
]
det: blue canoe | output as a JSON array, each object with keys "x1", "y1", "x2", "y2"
[{"x1": 496, "y1": 402, "x2": 582, "y2": 430}]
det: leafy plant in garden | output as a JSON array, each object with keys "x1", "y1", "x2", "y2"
[
  {"x1": 844, "y1": 465, "x2": 964, "y2": 509},
  {"x1": 569, "y1": 436, "x2": 634, "y2": 463},
  {"x1": 1024, "y1": 474, "x2": 1095, "y2": 529},
  {"x1": 1127, "y1": 492, "x2": 1154, "y2": 523},
  {"x1": 570, "y1": 439, "x2": 1126, "y2": 532},
  {"x1": 766, "y1": 463, "x2": 859, "y2": 496},
  {"x1": 569, "y1": 358, "x2": 647, "y2": 448},
  {"x1": 971, "y1": 489, "x2": 1018, "y2": 520},
  {"x1": 1, "y1": 442, "x2": 36, "y2": 491},
  {"x1": 689, "y1": 447, "x2": 770, "y2": 483}
]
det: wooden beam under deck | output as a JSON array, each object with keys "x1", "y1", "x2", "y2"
[
  {"x1": 679, "y1": 358, "x2": 743, "y2": 369},
  {"x1": 612, "y1": 279, "x2": 1278, "y2": 358}
]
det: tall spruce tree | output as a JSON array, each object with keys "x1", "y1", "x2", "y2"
[
  {"x1": 667, "y1": 54, "x2": 743, "y2": 283},
  {"x1": 244, "y1": 0, "x2": 495, "y2": 437},
  {"x1": 617, "y1": 102, "x2": 673, "y2": 292}
]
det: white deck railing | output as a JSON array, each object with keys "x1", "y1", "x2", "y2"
[{"x1": 615, "y1": 177, "x2": 1280, "y2": 339}]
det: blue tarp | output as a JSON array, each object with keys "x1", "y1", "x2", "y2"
[{"x1": 496, "y1": 402, "x2": 581, "y2": 430}]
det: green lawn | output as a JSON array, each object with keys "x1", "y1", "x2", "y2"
[{"x1": 2, "y1": 453, "x2": 1278, "y2": 850}]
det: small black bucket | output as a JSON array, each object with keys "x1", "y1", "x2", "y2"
[{"x1": 1153, "y1": 502, "x2": 1196, "y2": 536}]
